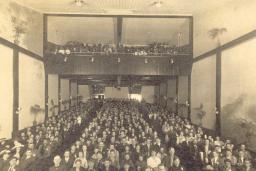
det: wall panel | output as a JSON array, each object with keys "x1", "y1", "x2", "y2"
[
  {"x1": 19, "y1": 53, "x2": 45, "y2": 129},
  {"x1": 70, "y1": 81, "x2": 78, "y2": 106},
  {"x1": 167, "y1": 79, "x2": 177, "y2": 112},
  {"x1": 159, "y1": 82, "x2": 167, "y2": 106},
  {"x1": 221, "y1": 37, "x2": 256, "y2": 151},
  {"x1": 78, "y1": 85, "x2": 90, "y2": 102},
  {"x1": 141, "y1": 86, "x2": 155, "y2": 103},
  {"x1": 0, "y1": 45, "x2": 13, "y2": 139},
  {"x1": 48, "y1": 74, "x2": 58, "y2": 117},
  {"x1": 105, "y1": 87, "x2": 129, "y2": 99},
  {"x1": 191, "y1": 56, "x2": 216, "y2": 129},
  {"x1": 178, "y1": 76, "x2": 188, "y2": 118},
  {"x1": 0, "y1": 1, "x2": 43, "y2": 55},
  {"x1": 60, "y1": 79, "x2": 70, "y2": 111}
]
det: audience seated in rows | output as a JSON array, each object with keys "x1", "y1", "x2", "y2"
[
  {"x1": 0, "y1": 99, "x2": 255, "y2": 171},
  {"x1": 0, "y1": 100, "x2": 97, "y2": 171}
]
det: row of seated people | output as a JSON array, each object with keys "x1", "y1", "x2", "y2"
[
  {"x1": 47, "y1": 100, "x2": 255, "y2": 171},
  {"x1": 47, "y1": 42, "x2": 190, "y2": 56},
  {"x1": 0, "y1": 100, "x2": 98, "y2": 171},
  {"x1": 47, "y1": 100, "x2": 187, "y2": 171},
  {"x1": 144, "y1": 103, "x2": 255, "y2": 171}
]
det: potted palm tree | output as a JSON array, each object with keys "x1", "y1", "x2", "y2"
[{"x1": 208, "y1": 27, "x2": 227, "y2": 47}]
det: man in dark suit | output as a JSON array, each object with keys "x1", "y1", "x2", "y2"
[
  {"x1": 19, "y1": 150, "x2": 36, "y2": 171},
  {"x1": 49, "y1": 155, "x2": 66, "y2": 171},
  {"x1": 61, "y1": 150, "x2": 74, "y2": 171},
  {"x1": 168, "y1": 157, "x2": 185, "y2": 171},
  {"x1": 239, "y1": 159, "x2": 256, "y2": 171},
  {"x1": 220, "y1": 159, "x2": 237, "y2": 171},
  {"x1": 100, "y1": 159, "x2": 118, "y2": 171}
]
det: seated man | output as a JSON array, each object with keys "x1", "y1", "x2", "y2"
[
  {"x1": 101, "y1": 158, "x2": 118, "y2": 171},
  {"x1": 61, "y1": 150, "x2": 74, "y2": 171},
  {"x1": 239, "y1": 159, "x2": 256, "y2": 171},
  {"x1": 49, "y1": 155, "x2": 66, "y2": 171},
  {"x1": 168, "y1": 157, "x2": 185, "y2": 171}
]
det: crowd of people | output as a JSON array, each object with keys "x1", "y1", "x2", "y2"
[
  {"x1": 0, "y1": 100, "x2": 98, "y2": 171},
  {"x1": 0, "y1": 99, "x2": 255, "y2": 171},
  {"x1": 47, "y1": 41, "x2": 190, "y2": 56}
]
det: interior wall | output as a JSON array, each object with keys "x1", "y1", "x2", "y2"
[
  {"x1": 60, "y1": 79, "x2": 70, "y2": 111},
  {"x1": 194, "y1": 0, "x2": 256, "y2": 57},
  {"x1": 159, "y1": 82, "x2": 167, "y2": 106},
  {"x1": 48, "y1": 74, "x2": 58, "y2": 117},
  {"x1": 166, "y1": 79, "x2": 177, "y2": 112},
  {"x1": 19, "y1": 53, "x2": 45, "y2": 129},
  {"x1": 221, "y1": 37, "x2": 256, "y2": 151},
  {"x1": 0, "y1": 1, "x2": 43, "y2": 55},
  {"x1": 78, "y1": 85, "x2": 90, "y2": 102},
  {"x1": 0, "y1": 45, "x2": 13, "y2": 139},
  {"x1": 154, "y1": 85, "x2": 160, "y2": 104},
  {"x1": 191, "y1": 56, "x2": 216, "y2": 129},
  {"x1": 178, "y1": 76, "x2": 188, "y2": 118},
  {"x1": 105, "y1": 87, "x2": 129, "y2": 99},
  {"x1": 70, "y1": 81, "x2": 78, "y2": 106},
  {"x1": 141, "y1": 86, "x2": 155, "y2": 103}
]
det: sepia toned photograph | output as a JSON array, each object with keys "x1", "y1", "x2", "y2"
[{"x1": 0, "y1": 0, "x2": 256, "y2": 170}]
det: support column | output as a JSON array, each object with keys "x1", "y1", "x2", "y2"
[
  {"x1": 43, "y1": 14, "x2": 48, "y2": 120},
  {"x1": 69, "y1": 80, "x2": 72, "y2": 108},
  {"x1": 58, "y1": 76, "x2": 61, "y2": 113},
  {"x1": 188, "y1": 74, "x2": 191, "y2": 121},
  {"x1": 216, "y1": 50, "x2": 222, "y2": 136},
  {"x1": 175, "y1": 76, "x2": 179, "y2": 114},
  {"x1": 12, "y1": 49, "x2": 19, "y2": 138}
]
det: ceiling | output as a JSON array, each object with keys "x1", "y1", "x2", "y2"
[
  {"x1": 14, "y1": 0, "x2": 233, "y2": 15},
  {"x1": 61, "y1": 75, "x2": 173, "y2": 86}
]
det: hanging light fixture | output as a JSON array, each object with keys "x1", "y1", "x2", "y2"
[
  {"x1": 118, "y1": 57, "x2": 121, "y2": 63},
  {"x1": 90, "y1": 57, "x2": 94, "y2": 63}
]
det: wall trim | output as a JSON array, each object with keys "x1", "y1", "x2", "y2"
[
  {"x1": 193, "y1": 29, "x2": 256, "y2": 63},
  {"x1": 0, "y1": 37, "x2": 44, "y2": 62},
  {"x1": 45, "y1": 13, "x2": 192, "y2": 18}
]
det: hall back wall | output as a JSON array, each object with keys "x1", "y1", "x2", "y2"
[{"x1": 221, "y1": 37, "x2": 256, "y2": 151}]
